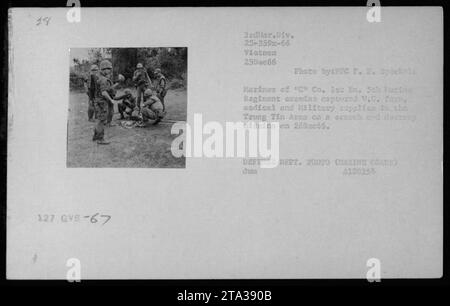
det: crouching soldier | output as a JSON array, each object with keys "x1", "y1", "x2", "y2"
[
  {"x1": 114, "y1": 88, "x2": 136, "y2": 119},
  {"x1": 136, "y1": 89, "x2": 165, "y2": 127}
]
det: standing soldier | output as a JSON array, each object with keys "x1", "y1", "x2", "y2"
[
  {"x1": 153, "y1": 68, "x2": 167, "y2": 112},
  {"x1": 93, "y1": 60, "x2": 116, "y2": 145},
  {"x1": 84, "y1": 64, "x2": 99, "y2": 122},
  {"x1": 133, "y1": 63, "x2": 152, "y2": 112}
]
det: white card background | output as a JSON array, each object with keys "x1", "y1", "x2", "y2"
[{"x1": 7, "y1": 7, "x2": 443, "y2": 279}]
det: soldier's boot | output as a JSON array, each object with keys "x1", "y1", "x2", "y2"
[
  {"x1": 153, "y1": 111, "x2": 165, "y2": 125},
  {"x1": 97, "y1": 140, "x2": 110, "y2": 145}
]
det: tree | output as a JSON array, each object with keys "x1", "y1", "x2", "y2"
[{"x1": 88, "y1": 48, "x2": 103, "y2": 65}]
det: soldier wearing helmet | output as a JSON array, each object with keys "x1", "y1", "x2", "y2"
[
  {"x1": 153, "y1": 68, "x2": 167, "y2": 112},
  {"x1": 84, "y1": 64, "x2": 99, "y2": 121},
  {"x1": 117, "y1": 74, "x2": 125, "y2": 82},
  {"x1": 104, "y1": 74, "x2": 127, "y2": 125},
  {"x1": 143, "y1": 88, "x2": 152, "y2": 98},
  {"x1": 114, "y1": 88, "x2": 137, "y2": 119},
  {"x1": 92, "y1": 60, "x2": 116, "y2": 144},
  {"x1": 132, "y1": 63, "x2": 152, "y2": 112},
  {"x1": 136, "y1": 88, "x2": 165, "y2": 127}
]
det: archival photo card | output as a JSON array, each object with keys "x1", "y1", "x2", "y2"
[{"x1": 7, "y1": 6, "x2": 443, "y2": 280}]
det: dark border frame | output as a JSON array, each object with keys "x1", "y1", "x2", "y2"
[{"x1": 0, "y1": 0, "x2": 447, "y2": 294}]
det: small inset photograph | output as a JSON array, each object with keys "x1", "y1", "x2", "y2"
[{"x1": 68, "y1": 48, "x2": 187, "y2": 168}]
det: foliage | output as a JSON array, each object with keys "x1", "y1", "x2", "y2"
[{"x1": 70, "y1": 48, "x2": 187, "y2": 91}]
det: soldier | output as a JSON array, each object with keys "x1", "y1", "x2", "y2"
[
  {"x1": 105, "y1": 74, "x2": 125, "y2": 126},
  {"x1": 114, "y1": 88, "x2": 136, "y2": 119},
  {"x1": 153, "y1": 68, "x2": 167, "y2": 112},
  {"x1": 84, "y1": 64, "x2": 99, "y2": 122},
  {"x1": 132, "y1": 63, "x2": 152, "y2": 112},
  {"x1": 136, "y1": 89, "x2": 165, "y2": 127},
  {"x1": 92, "y1": 60, "x2": 116, "y2": 145}
]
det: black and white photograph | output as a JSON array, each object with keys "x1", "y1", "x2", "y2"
[{"x1": 68, "y1": 47, "x2": 187, "y2": 168}]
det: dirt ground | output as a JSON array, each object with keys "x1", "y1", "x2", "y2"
[{"x1": 67, "y1": 88, "x2": 187, "y2": 168}]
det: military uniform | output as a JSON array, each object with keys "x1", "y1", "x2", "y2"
[
  {"x1": 141, "y1": 93, "x2": 164, "y2": 124},
  {"x1": 93, "y1": 74, "x2": 114, "y2": 141},
  {"x1": 115, "y1": 91, "x2": 136, "y2": 119},
  {"x1": 133, "y1": 66, "x2": 151, "y2": 110},
  {"x1": 154, "y1": 74, "x2": 167, "y2": 111},
  {"x1": 85, "y1": 72, "x2": 98, "y2": 121}
]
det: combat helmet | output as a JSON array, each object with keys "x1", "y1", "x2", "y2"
[{"x1": 99, "y1": 60, "x2": 112, "y2": 70}]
